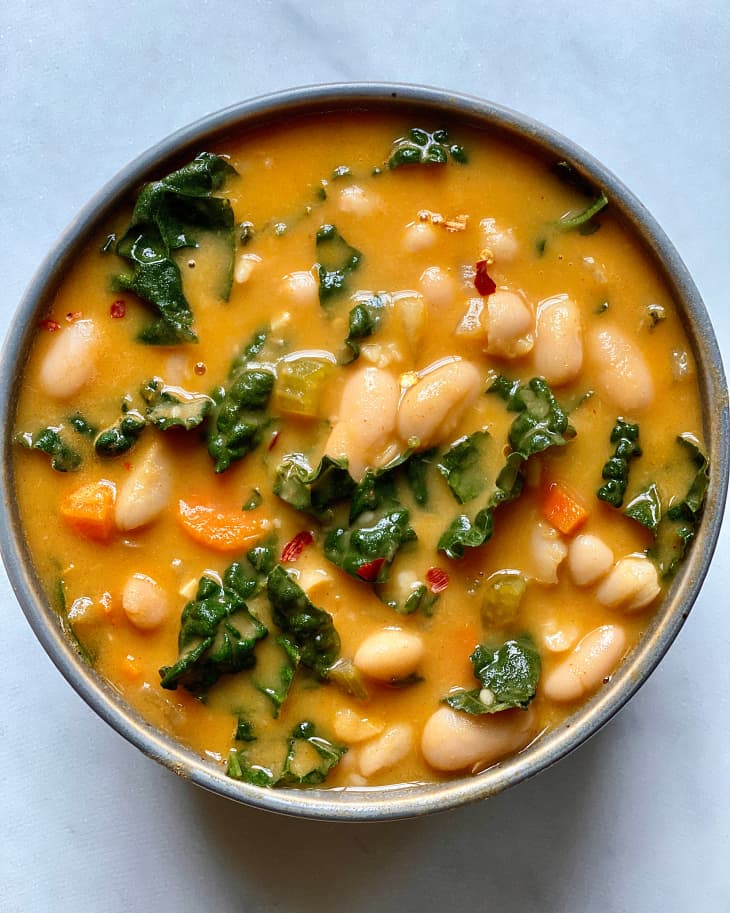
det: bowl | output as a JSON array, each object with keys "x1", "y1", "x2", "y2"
[{"x1": 1, "y1": 83, "x2": 728, "y2": 821}]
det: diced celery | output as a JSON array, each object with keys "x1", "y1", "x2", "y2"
[
  {"x1": 274, "y1": 358, "x2": 335, "y2": 418},
  {"x1": 481, "y1": 570, "x2": 527, "y2": 627}
]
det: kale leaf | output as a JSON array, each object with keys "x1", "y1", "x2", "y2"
[
  {"x1": 315, "y1": 224, "x2": 362, "y2": 304},
  {"x1": 114, "y1": 152, "x2": 237, "y2": 345},
  {"x1": 16, "y1": 426, "x2": 82, "y2": 472},
  {"x1": 94, "y1": 408, "x2": 147, "y2": 457},
  {"x1": 624, "y1": 482, "x2": 662, "y2": 534},
  {"x1": 255, "y1": 636, "x2": 301, "y2": 717},
  {"x1": 266, "y1": 565, "x2": 340, "y2": 678},
  {"x1": 405, "y1": 448, "x2": 436, "y2": 506},
  {"x1": 344, "y1": 295, "x2": 387, "y2": 361},
  {"x1": 489, "y1": 375, "x2": 574, "y2": 457},
  {"x1": 207, "y1": 329, "x2": 275, "y2": 472},
  {"x1": 324, "y1": 504, "x2": 416, "y2": 583},
  {"x1": 387, "y1": 128, "x2": 467, "y2": 168},
  {"x1": 274, "y1": 453, "x2": 355, "y2": 517},
  {"x1": 437, "y1": 430, "x2": 490, "y2": 504},
  {"x1": 141, "y1": 377, "x2": 213, "y2": 431},
  {"x1": 597, "y1": 419, "x2": 642, "y2": 508},
  {"x1": 550, "y1": 160, "x2": 608, "y2": 234},
  {"x1": 159, "y1": 558, "x2": 269, "y2": 694},
  {"x1": 444, "y1": 636, "x2": 541, "y2": 715},
  {"x1": 226, "y1": 720, "x2": 347, "y2": 787}
]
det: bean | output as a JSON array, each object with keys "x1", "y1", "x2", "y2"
[
  {"x1": 115, "y1": 444, "x2": 172, "y2": 531},
  {"x1": 484, "y1": 289, "x2": 534, "y2": 358},
  {"x1": 596, "y1": 555, "x2": 661, "y2": 612},
  {"x1": 338, "y1": 184, "x2": 378, "y2": 216},
  {"x1": 354, "y1": 628, "x2": 424, "y2": 682},
  {"x1": 528, "y1": 520, "x2": 567, "y2": 584},
  {"x1": 568, "y1": 533, "x2": 614, "y2": 586},
  {"x1": 281, "y1": 269, "x2": 318, "y2": 307},
  {"x1": 541, "y1": 624, "x2": 627, "y2": 702},
  {"x1": 39, "y1": 318, "x2": 99, "y2": 399},
  {"x1": 334, "y1": 708, "x2": 385, "y2": 744},
  {"x1": 122, "y1": 573, "x2": 170, "y2": 631},
  {"x1": 532, "y1": 294, "x2": 583, "y2": 386},
  {"x1": 480, "y1": 217, "x2": 519, "y2": 262},
  {"x1": 402, "y1": 221, "x2": 437, "y2": 253},
  {"x1": 234, "y1": 253, "x2": 262, "y2": 284},
  {"x1": 358, "y1": 724, "x2": 413, "y2": 777},
  {"x1": 421, "y1": 706, "x2": 534, "y2": 772},
  {"x1": 397, "y1": 359, "x2": 481, "y2": 447},
  {"x1": 419, "y1": 265, "x2": 455, "y2": 308},
  {"x1": 587, "y1": 325, "x2": 654, "y2": 411}
]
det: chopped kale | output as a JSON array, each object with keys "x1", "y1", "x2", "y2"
[
  {"x1": 489, "y1": 375, "x2": 574, "y2": 458},
  {"x1": 624, "y1": 482, "x2": 662, "y2": 534},
  {"x1": 207, "y1": 330, "x2": 275, "y2": 472},
  {"x1": 94, "y1": 408, "x2": 146, "y2": 457},
  {"x1": 405, "y1": 448, "x2": 436, "y2": 506},
  {"x1": 226, "y1": 720, "x2": 346, "y2": 787},
  {"x1": 444, "y1": 636, "x2": 541, "y2": 715},
  {"x1": 234, "y1": 717, "x2": 257, "y2": 742},
  {"x1": 555, "y1": 193, "x2": 608, "y2": 233},
  {"x1": 344, "y1": 295, "x2": 387, "y2": 361},
  {"x1": 16, "y1": 426, "x2": 82, "y2": 472},
  {"x1": 437, "y1": 430, "x2": 490, "y2": 504},
  {"x1": 387, "y1": 128, "x2": 467, "y2": 168},
  {"x1": 242, "y1": 488, "x2": 263, "y2": 511},
  {"x1": 140, "y1": 377, "x2": 212, "y2": 431},
  {"x1": 597, "y1": 419, "x2": 642, "y2": 508},
  {"x1": 324, "y1": 504, "x2": 416, "y2": 583},
  {"x1": 67, "y1": 413, "x2": 97, "y2": 437},
  {"x1": 274, "y1": 453, "x2": 355, "y2": 517},
  {"x1": 159, "y1": 559, "x2": 269, "y2": 694},
  {"x1": 266, "y1": 566, "x2": 340, "y2": 678},
  {"x1": 255, "y1": 636, "x2": 301, "y2": 717},
  {"x1": 315, "y1": 224, "x2": 362, "y2": 304},
  {"x1": 114, "y1": 152, "x2": 237, "y2": 344},
  {"x1": 327, "y1": 658, "x2": 369, "y2": 700}
]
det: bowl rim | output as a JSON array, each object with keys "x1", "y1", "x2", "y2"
[{"x1": 1, "y1": 81, "x2": 728, "y2": 822}]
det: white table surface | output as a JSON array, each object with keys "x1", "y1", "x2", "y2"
[{"x1": 2, "y1": 2, "x2": 728, "y2": 911}]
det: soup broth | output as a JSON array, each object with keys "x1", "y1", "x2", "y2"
[{"x1": 13, "y1": 112, "x2": 707, "y2": 788}]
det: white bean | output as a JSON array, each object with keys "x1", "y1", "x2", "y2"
[
  {"x1": 358, "y1": 724, "x2": 413, "y2": 777},
  {"x1": 532, "y1": 295, "x2": 583, "y2": 386},
  {"x1": 397, "y1": 359, "x2": 482, "y2": 447},
  {"x1": 325, "y1": 365, "x2": 400, "y2": 480},
  {"x1": 484, "y1": 289, "x2": 534, "y2": 358},
  {"x1": 39, "y1": 319, "x2": 99, "y2": 399},
  {"x1": 338, "y1": 184, "x2": 377, "y2": 216},
  {"x1": 419, "y1": 266, "x2": 455, "y2": 308},
  {"x1": 539, "y1": 620, "x2": 580, "y2": 653},
  {"x1": 122, "y1": 573, "x2": 170, "y2": 631},
  {"x1": 528, "y1": 520, "x2": 568, "y2": 584},
  {"x1": 568, "y1": 533, "x2": 614, "y2": 586},
  {"x1": 587, "y1": 325, "x2": 654, "y2": 411},
  {"x1": 334, "y1": 708, "x2": 384, "y2": 744},
  {"x1": 596, "y1": 555, "x2": 661, "y2": 612},
  {"x1": 354, "y1": 628, "x2": 424, "y2": 682},
  {"x1": 234, "y1": 253, "x2": 262, "y2": 284},
  {"x1": 455, "y1": 298, "x2": 485, "y2": 340},
  {"x1": 541, "y1": 624, "x2": 627, "y2": 702},
  {"x1": 421, "y1": 706, "x2": 534, "y2": 772},
  {"x1": 480, "y1": 217, "x2": 519, "y2": 262},
  {"x1": 115, "y1": 444, "x2": 172, "y2": 531},
  {"x1": 394, "y1": 292, "x2": 426, "y2": 350},
  {"x1": 281, "y1": 269, "x2": 318, "y2": 307},
  {"x1": 402, "y1": 221, "x2": 437, "y2": 252}
]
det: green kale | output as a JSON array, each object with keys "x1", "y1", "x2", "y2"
[
  {"x1": 226, "y1": 720, "x2": 347, "y2": 787},
  {"x1": 624, "y1": 482, "x2": 662, "y2": 534},
  {"x1": 67, "y1": 413, "x2": 97, "y2": 437},
  {"x1": 114, "y1": 152, "x2": 237, "y2": 345},
  {"x1": 274, "y1": 453, "x2": 355, "y2": 517},
  {"x1": 324, "y1": 504, "x2": 416, "y2": 583},
  {"x1": 444, "y1": 636, "x2": 541, "y2": 715},
  {"x1": 207, "y1": 329, "x2": 275, "y2": 472},
  {"x1": 405, "y1": 448, "x2": 436, "y2": 506},
  {"x1": 344, "y1": 295, "x2": 387, "y2": 361},
  {"x1": 255, "y1": 636, "x2": 301, "y2": 717},
  {"x1": 266, "y1": 566, "x2": 340, "y2": 678},
  {"x1": 650, "y1": 434, "x2": 710, "y2": 577},
  {"x1": 437, "y1": 430, "x2": 490, "y2": 504},
  {"x1": 16, "y1": 426, "x2": 82, "y2": 472},
  {"x1": 550, "y1": 160, "x2": 608, "y2": 234},
  {"x1": 326, "y1": 658, "x2": 370, "y2": 700},
  {"x1": 315, "y1": 224, "x2": 362, "y2": 304},
  {"x1": 242, "y1": 488, "x2": 263, "y2": 511},
  {"x1": 387, "y1": 128, "x2": 467, "y2": 168},
  {"x1": 141, "y1": 377, "x2": 213, "y2": 431},
  {"x1": 159, "y1": 559, "x2": 268, "y2": 694},
  {"x1": 489, "y1": 375, "x2": 574, "y2": 457},
  {"x1": 234, "y1": 717, "x2": 257, "y2": 742},
  {"x1": 597, "y1": 419, "x2": 642, "y2": 507},
  {"x1": 378, "y1": 580, "x2": 439, "y2": 617},
  {"x1": 94, "y1": 408, "x2": 146, "y2": 457}
]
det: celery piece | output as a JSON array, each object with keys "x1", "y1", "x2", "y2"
[{"x1": 274, "y1": 358, "x2": 335, "y2": 418}]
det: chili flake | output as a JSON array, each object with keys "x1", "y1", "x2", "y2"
[
  {"x1": 110, "y1": 300, "x2": 126, "y2": 318},
  {"x1": 356, "y1": 558, "x2": 386, "y2": 582},
  {"x1": 39, "y1": 318, "x2": 60, "y2": 332},
  {"x1": 281, "y1": 530, "x2": 314, "y2": 562},
  {"x1": 426, "y1": 566, "x2": 450, "y2": 593},
  {"x1": 474, "y1": 260, "x2": 496, "y2": 296}
]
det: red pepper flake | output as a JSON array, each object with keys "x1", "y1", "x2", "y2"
[
  {"x1": 268, "y1": 431, "x2": 280, "y2": 452},
  {"x1": 356, "y1": 557, "x2": 386, "y2": 582},
  {"x1": 65, "y1": 311, "x2": 82, "y2": 322},
  {"x1": 110, "y1": 300, "x2": 126, "y2": 318},
  {"x1": 474, "y1": 260, "x2": 496, "y2": 297},
  {"x1": 39, "y1": 318, "x2": 60, "y2": 332},
  {"x1": 426, "y1": 566, "x2": 450, "y2": 594},
  {"x1": 123, "y1": 461, "x2": 132, "y2": 471},
  {"x1": 281, "y1": 530, "x2": 314, "y2": 562}
]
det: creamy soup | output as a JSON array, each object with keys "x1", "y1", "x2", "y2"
[{"x1": 13, "y1": 112, "x2": 708, "y2": 789}]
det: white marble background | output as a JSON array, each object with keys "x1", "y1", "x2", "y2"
[{"x1": 2, "y1": 2, "x2": 728, "y2": 911}]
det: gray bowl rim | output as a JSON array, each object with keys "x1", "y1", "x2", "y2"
[{"x1": 1, "y1": 82, "x2": 728, "y2": 822}]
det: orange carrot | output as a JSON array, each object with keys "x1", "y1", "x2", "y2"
[
  {"x1": 542, "y1": 481, "x2": 589, "y2": 536},
  {"x1": 60, "y1": 480, "x2": 116, "y2": 541},
  {"x1": 177, "y1": 500, "x2": 270, "y2": 552}
]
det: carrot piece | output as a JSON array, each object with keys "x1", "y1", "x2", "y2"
[
  {"x1": 60, "y1": 480, "x2": 116, "y2": 541},
  {"x1": 177, "y1": 500, "x2": 270, "y2": 552},
  {"x1": 542, "y1": 481, "x2": 589, "y2": 536}
]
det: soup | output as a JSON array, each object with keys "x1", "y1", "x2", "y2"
[{"x1": 12, "y1": 112, "x2": 708, "y2": 789}]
